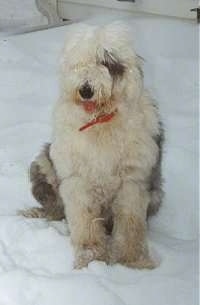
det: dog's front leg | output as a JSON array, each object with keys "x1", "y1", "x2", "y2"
[
  {"x1": 110, "y1": 181, "x2": 155, "y2": 269},
  {"x1": 60, "y1": 177, "x2": 108, "y2": 269}
]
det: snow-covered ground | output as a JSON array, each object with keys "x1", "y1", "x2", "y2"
[
  {"x1": 0, "y1": 16, "x2": 198, "y2": 305},
  {"x1": 0, "y1": 0, "x2": 47, "y2": 32}
]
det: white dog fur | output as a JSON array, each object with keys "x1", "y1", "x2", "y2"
[{"x1": 21, "y1": 22, "x2": 164, "y2": 269}]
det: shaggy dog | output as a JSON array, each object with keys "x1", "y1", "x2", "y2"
[{"x1": 21, "y1": 23, "x2": 164, "y2": 269}]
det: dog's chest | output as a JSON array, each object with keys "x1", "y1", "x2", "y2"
[
  {"x1": 77, "y1": 136, "x2": 122, "y2": 178},
  {"x1": 51, "y1": 118, "x2": 157, "y2": 184},
  {"x1": 51, "y1": 128, "x2": 126, "y2": 181}
]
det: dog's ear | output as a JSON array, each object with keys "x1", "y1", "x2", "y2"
[{"x1": 101, "y1": 49, "x2": 125, "y2": 79}]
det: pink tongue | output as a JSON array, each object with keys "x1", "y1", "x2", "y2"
[{"x1": 82, "y1": 101, "x2": 96, "y2": 113}]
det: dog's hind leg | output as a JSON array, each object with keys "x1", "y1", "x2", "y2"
[{"x1": 19, "y1": 144, "x2": 65, "y2": 221}]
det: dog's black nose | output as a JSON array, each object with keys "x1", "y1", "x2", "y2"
[{"x1": 79, "y1": 83, "x2": 94, "y2": 99}]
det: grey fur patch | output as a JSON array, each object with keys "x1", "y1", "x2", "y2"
[
  {"x1": 147, "y1": 122, "x2": 164, "y2": 217},
  {"x1": 136, "y1": 63, "x2": 144, "y2": 79},
  {"x1": 21, "y1": 144, "x2": 65, "y2": 221},
  {"x1": 136, "y1": 55, "x2": 144, "y2": 79},
  {"x1": 101, "y1": 50, "x2": 125, "y2": 79},
  {"x1": 30, "y1": 161, "x2": 64, "y2": 220},
  {"x1": 43, "y1": 143, "x2": 51, "y2": 160},
  {"x1": 43, "y1": 143, "x2": 54, "y2": 168},
  {"x1": 30, "y1": 162, "x2": 56, "y2": 206}
]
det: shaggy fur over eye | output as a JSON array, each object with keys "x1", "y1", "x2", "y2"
[{"x1": 101, "y1": 49, "x2": 125, "y2": 78}]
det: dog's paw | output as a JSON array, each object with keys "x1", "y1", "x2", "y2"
[
  {"x1": 109, "y1": 240, "x2": 156, "y2": 269},
  {"x1": 125, "y1": 257, "x2": 156, "y2": 269},
  {"x1": 116, "y1": 257, "x2": 156, "y2": 269},
  {"x1": 110, "y1": 251, "x2": 156, "y2": 269},
  {"x1": 74, "y1": 244, "x2": 108, "y2": 269},
  {"x1": 74, "y1": 249, "x2": 96, "y2": 269}
]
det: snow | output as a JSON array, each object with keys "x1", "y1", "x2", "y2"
[
  {"x1": 0, "y1": 0, "x2": 47, "y2": 32},
  {"x1": 0, "y1": 16, "x2": 198, "y2": 305}
]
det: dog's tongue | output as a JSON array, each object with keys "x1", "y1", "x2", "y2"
[{"x1": 82, "y1": 101, "x2": 96, "y2": 113}]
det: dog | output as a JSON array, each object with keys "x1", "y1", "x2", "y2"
[{"x1": 20, "y1": 22, "x2": 164, "y2": 269}]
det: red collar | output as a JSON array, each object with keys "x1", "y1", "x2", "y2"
[{"x1": 79, "y1": 110, "x2": 117, "y2": 132}]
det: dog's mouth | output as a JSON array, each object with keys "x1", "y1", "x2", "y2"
[
  {"x1": 81, "y1": 100, "x2": 97, "y2": 114},
  {"x1": 79, "y1": 99, "x2": 117, "y2": 131}
]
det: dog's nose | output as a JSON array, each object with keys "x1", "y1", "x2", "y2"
[{"x1": 79, "y1": 83, "x2": 94, "y2": 99}]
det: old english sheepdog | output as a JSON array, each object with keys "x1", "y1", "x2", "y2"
[{"x1": 20, "y1": 23, "x2": 164, "y2": 269}]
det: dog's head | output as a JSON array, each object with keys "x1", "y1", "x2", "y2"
[{"x1": 60, "y1": 23, "x2": 143, "y2": 117}]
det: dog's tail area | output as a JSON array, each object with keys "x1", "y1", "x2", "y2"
[
  {"x1": 147, "y1": 122, "x2": 164, "y2": 217},
  {"x1": 19, "y1": 144, "x2": 65, "y2": 221}
]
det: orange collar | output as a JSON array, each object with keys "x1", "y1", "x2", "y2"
[{"x1": 79, "y1": 110, "x2": 117, "y2": 132}]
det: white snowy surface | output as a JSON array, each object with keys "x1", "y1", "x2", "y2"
[
  {"x1": 0, "y1": 16, "x2": 198, "y2": 305},
  {"x1": 0, "y1": 0, "x2": 47, "y2": 32}
]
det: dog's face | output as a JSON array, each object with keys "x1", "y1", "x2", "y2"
[{"x1": 60, "y1": 23, "x2": 143, "y2": 117}]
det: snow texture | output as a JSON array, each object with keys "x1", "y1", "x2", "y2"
[
  {"x1": 0, "y1": 16, "x2": 198, "y2": 305},
  {"x1": 0, "y1": 0, "x2": 47, "y2": 31}
]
